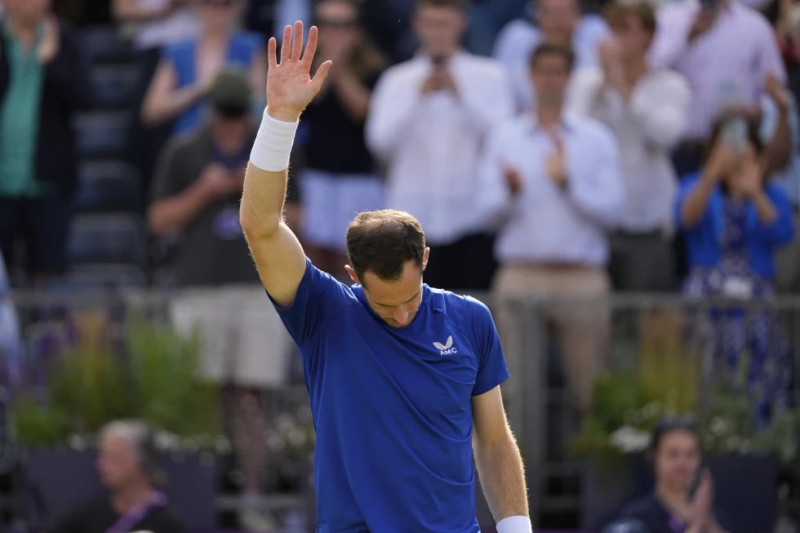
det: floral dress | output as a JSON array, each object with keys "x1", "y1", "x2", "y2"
[{"x1": 683, "y1": 198, "x2": 791, "y2": 424}]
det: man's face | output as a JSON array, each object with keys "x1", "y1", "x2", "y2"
[
  {"x1": 97, "y1": 433, "x2": 145, "y2": 492},
  {"x1": 536, "y1": 0, "x2": 580, "y2": 43},
  {"x1": 530, "y1": 53, "x2": 571, "y2": 105},
  {"x1": 3, "y1": 0, "x2": 50, "y2": 25},
  {"x1": 351, "y1": 260, "x2": 426, "y2": 328},
  {"x1": 413, "y1": 5, "x2": 467, "y2": 58},
  {"x1": 610, "y1": 15, "x2": 652, "y2": 59}
]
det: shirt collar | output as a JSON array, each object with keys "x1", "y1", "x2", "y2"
[{"x1": 526, "y1": 112, "x2": 577, "y2": 134}]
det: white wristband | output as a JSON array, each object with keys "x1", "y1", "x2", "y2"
[
  {"x1": 249, "y1": 107, "x2": 299, "y2": 172},
  {"x1": 496, "y1": 515, "x2": 533, "y2": 533}
]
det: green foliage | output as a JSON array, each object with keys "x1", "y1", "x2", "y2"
[{"x1": 12, "y1": 319, "x2": 220, "y2": 448}]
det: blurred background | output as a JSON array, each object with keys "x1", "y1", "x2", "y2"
[{"x1": 0, "y1": 0, "x2": 799, "y2": 531}]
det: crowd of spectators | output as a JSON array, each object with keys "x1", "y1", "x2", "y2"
[{"x1": 1, "y1": 0, "x2": 799, "y2": 529}]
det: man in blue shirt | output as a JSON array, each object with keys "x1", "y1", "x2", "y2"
[{"x1": 240, "y1": 20, "x2": 531, "y2": 533}]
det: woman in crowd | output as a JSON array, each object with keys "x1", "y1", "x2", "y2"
[
  {"x1": 298, "y1": 0, "x2": 386, "y2": 279},
  {"x1": 617, "y1": 417, "x2": 730, "y2": 533},
  {"x1": 675, "y1": 117, "x2": 794, "y2": 424},
  {"x1": 141, "y1": 0, "x2": 265, "y2": 136}
]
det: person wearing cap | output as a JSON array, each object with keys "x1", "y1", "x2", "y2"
[{"x1": 147, "y1": 67, "x2": 292, "y2": 531}]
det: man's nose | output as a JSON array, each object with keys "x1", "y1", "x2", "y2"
[{"x1": 393, "y1": 306, "x2": 410, "y2": 325}]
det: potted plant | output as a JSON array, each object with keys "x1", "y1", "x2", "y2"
[{"x1": 10, "y1": 312, "x2": 225, "y2": 531}]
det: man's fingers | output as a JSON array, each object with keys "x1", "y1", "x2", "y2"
[
  {"x1": 310, "y1": 60, "x2": 333, "y2": 92},
  {"x1": 280, "y1": 25, "x2": 292, "y2": 63},
  {"x1": 268, "y1": 37, "x2": 278, "y2": 70},
  {"x1": 302, "y1": 25, "x2": 320, "y2": 67},
  {"x1": 292, "y1": 20, "x2": 305, "y2": 61}
]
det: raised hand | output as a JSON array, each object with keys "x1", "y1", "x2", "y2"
[
  {"x1": 267, "y1": 21, "x2": 332, "y2": 122},
  {"x1": 765, "y1": 72, "x2": 791, "y2": 112}
]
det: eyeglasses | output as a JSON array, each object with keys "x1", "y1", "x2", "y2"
[{"x1": 316, "y1": 18, "x2": 359, "y2": 29}]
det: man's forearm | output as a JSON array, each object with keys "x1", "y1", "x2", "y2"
[{"x1": 475, "y1": 437, "x2": 529, "y2": 524}]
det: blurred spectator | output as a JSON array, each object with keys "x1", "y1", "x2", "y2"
[
  {"x1": 149, "y1": 69, "x2": 290, "y2": 531},
  {"x1": 477, "y1": 43, "x2": 623, "y2": 414},
  {"x1": 676, "y1": 117, "x2": 794, "y2": 423},
  {"x1": 113, "y1": 0, "x2": 199, "y2": 51},
  {"x1": 494, "y1": 0, "x2": 608, "y2": 111},
  {"x1": 298, "y1": 0, "x2": 386, "y2": 280},
  {"x1": 467, "y1": 0, "x2": 528, "y2": 56},
  {"x1": 0, "y1": 0, "x2": 92, "y2": 285},
  {"x1": 53, "y1": 420, "x2": 184, "y2": 533},
  {"x1": 366, "y1": 0, "x2": 514, "y2": 291},
  {"x1": 113, "y1": 0, "x2": 200, "y2": 204},
  {"x1": 141, "y1": 0, "x2": 265, "y2": 137},
  {"x1": 567, "y1": 0, "x2": 690, "y2": 291},
  {"x1": 618, "y1": 416, "x2": 731, "y2": 533},
  {"x1": 0, "y1": 250, "x2": 22, "y2": 389},
  {"x1": 649, "y1": 0, "x2": 786, "y2": 176}
]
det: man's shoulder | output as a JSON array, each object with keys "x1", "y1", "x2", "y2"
[
  {"x1": 496, "y1": 18, "x2": 539, "y2": 47},
  {"x1": 459, "y1": 53, "x2": 509, "y2": 77},
  {"x1": 427, "y1": 287, "x2": 493, "y2": 323},
  {"x1": 141, "y1": 504, "x2": 185, "y2": 531},
  {"x1": 566, "y1": 112, "x2": 617, "y2": 143},
  {"x1": 378, "y1": 58, "x2": 426, "y2": 83}
]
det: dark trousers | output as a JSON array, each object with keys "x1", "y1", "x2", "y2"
[
  {"x1": 424, "y1": 232, "x2": 497, "y2": 292},
  {"x1": 608, "y1": 230, "x2": 676, "y2": 292},
  {"x1": 0, "y1": 195, "x2": 72, "y2": 280}
]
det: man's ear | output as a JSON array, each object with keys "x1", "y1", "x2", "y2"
[
  {"x1": 422, "y1": 247, "x2": 431, "y2": 271},
  {"x1": 344, "y1": 265, "x2": 360, "y2": 285}
]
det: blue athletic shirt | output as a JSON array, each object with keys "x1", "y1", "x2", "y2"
[{"x1": 271, "y1": 259, "x2": 509, "y2": 532}]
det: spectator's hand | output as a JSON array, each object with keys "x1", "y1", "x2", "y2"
[
  {"x1": 200, "y1": 163, "x2": 242, "y2": 199},
  {"x1": 422, "y1": 66, "x2": 459, "y2": 96},
  {"x1": 704, "y1": 141, "x2": 738, "y2": 183},
  {"x1": 267, "y1": 21, "x2": 332, "y2": 122},
  {"x1": 688, "y1": 469, "x2": 714, "y2": 531},
  {"x1": 37, "y1": 16, "x2": 60, "y2": 64},
  {"x1": 765, "y1": 72, "x2": 791, "y2": 113},
  {"x1": 545, "y1": 130, "x2": 568, "y2": 189},
  {"x1": 736, "y1": 153, "x2": 764, "y2": 198},
  {"x1": 689, "y1": 9, "x2": 716, "y2": 42},
  {"x1": 500, "y1": 162, "x2": 524, "y2": 196}
]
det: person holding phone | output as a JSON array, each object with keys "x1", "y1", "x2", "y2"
[
  {"x1": 675, "y1": 117, "x2": 794, "y2": 423},
  {"x1": 617, "y1": 417, "x2": 730, "y2": 533}
]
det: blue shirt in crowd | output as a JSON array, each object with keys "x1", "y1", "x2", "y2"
[
  {"x1": 272, "y1": 259, "x2": 509, "y2": 532},
  {"x1": 674, "y1": 173, "x2": 795, "y2": 279},
  {"x1": 163, "y1": 31, "x2": 263, "y2": 136}
]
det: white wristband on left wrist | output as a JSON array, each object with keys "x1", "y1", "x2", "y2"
[{"x1": 496, "y1": 515, "x2": 532, "y2": 533}]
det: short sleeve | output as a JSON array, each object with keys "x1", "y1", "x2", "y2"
[
  {"x1": 467, "y1": 297, "x2": 509, "y2": 396},
  {"x1": 269, "y1": 258, "x2": 347, "y2": 346}
]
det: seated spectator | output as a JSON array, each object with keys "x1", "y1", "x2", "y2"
[
  {"x1": 649, "y1": 0, "x2": 786, "y2": 176},
  {"x1": 141, "y1": 0, "x2": 265, "y2": 137},
  {"x1": 477, "y1": 43, "x2": 624, "y2": 415},
  {"x1": 298, "y1": 0, "x2": 386, "y2": 280},
  {"x1": 366, "y1": 0, "x2": 514, "y2": 291},
  {"x1": 0, "y1": 0, "x2": 92, "y2": 285},
  {"x1": 618, "y1": 416, "x2": 731, "y2": 533},
  {"x1": 494, "y1": 0, "x2": 608, "y2": 111},
  {"x1": 53, "y1": 420, "x2": 184, "y2": 533},
  {"x1": 676, "y1": 117, "x2": 794, "y2": 423},
  {"x1": 567, "y1": 0, "x2": 690, "y2": 291},
  {"x1": 149, "y1": 69, "x2": 291, "y2": 531}
]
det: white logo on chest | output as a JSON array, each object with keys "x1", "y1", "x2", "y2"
[{"x1": 433, "y1": 335, "x2": 458, "y2": 356}]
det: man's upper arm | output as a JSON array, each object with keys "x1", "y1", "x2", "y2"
[
  {"x1": 472, "y1": 385, "x2": 511, "y2": 448},
  {"x1": 240, "y1": 164, "x2": 307, "y2": 308}
]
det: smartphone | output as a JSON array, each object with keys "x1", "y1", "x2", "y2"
[{"x1": 721, "y1": 117, "x2": 747, "y2": 153}]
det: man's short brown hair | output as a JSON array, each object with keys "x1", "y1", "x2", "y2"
[
  {"x1": 346, "y1": 210, "x2": 427, "y2": 284},
  {"x1": 602, "y1": 0, "x2": 657, "y2": 34},
  {"x1": 529, "y1": 42, "x2": 575, "y2": 72},
  {"x1": 416, "y1": 0, "x2": 468, "y2": 11}
]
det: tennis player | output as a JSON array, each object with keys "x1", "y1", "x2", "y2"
[{"x1": 240, "y1": 20, "x2": 531, "y2": 533}]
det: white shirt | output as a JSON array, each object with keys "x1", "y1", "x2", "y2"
[
  {"x1": 476, "y1": 114, "x2": 624, "y2": 266},
  {"x1": 493, "y1": 17, "x2": 609, "y2": 112},
  {"x1": 648, "y1": 0, "x2": 785, "y2": 140},
  {"x1": 366, "y1": 52, "x2": 515, "y2": 246},
  {"x1": 566, "y1": 67, "x2": 690, "y2": 232}
]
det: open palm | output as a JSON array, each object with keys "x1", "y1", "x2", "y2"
[{"x1": 267, "y1": 21, "x2": 332, "y2": 122}]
